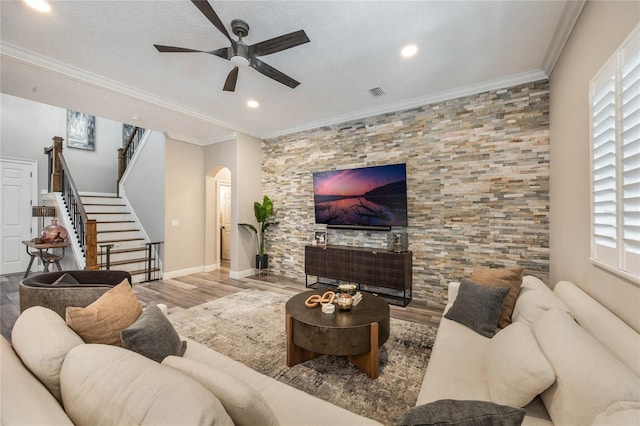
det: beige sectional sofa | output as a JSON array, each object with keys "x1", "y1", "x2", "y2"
[
  {"x1": 416, "y1": 276, "x2": 640, "y2": 425},
  {"x1": 1, "y1": 305, "x2": 382, "y2": 426}
]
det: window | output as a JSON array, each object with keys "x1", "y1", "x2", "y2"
[{"x1": 590, "y1": 25, "x2": 640, "y2": 283}]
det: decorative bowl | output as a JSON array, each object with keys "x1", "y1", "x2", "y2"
[{"x1": 337, "y1": 284, "x2": 357, "y2": 296}]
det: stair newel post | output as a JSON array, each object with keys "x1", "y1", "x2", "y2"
[
  {"x1": 117, "y1": 147, "x2": 125, "y2": 197},
  {"x1": 51, "y1": 136, "x2": 64, "y2": 192},
  {"x1": 85, "y1": 219, "x2": 98, "y2": 270}
]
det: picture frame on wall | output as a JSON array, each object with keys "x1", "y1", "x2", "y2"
[
  {"x1": 66, "y1": 110, "x2": 96, "y2": 151},
  {"x1": 313, "y1": 231, "x2": 327, "y2": 246},
  {"x1": 122, "y1": 123, "x2": 135, "y2": 145}
]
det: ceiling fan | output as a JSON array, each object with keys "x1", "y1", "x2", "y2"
[{"x1": 154, "y1": 0, "x2": 310, "y2": 92}]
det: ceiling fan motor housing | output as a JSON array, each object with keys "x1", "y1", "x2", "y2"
[{"x1": 231, "y1": 19, "x2": 250, "y2": 38}]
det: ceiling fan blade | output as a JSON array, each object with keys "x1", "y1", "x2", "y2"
[
  {"x1": 155, "y1": 44, "x2": 206, "y2": 53},
  {"x1": 223, "y1": 67, "x2": 239, "y2": 92},
  {"x1": 208, "y1": 46, "x2": 230, "y2": 60},
  {"x1": 191, "y1": 0, "x2": 232, "y2": 42},
  {"x1": 249, "y1": 30, "x2": 310, "y2": 57},
  {"x1": 249, "y1": 57, "x2": 300, "y2": 89}
]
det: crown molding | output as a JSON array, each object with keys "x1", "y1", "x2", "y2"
[
  {"x1": 0, "y1": 42, "x2": 259, "y2": 140},
  {"x1": 165, "y1": 131, "x2": 237, "y2": 146},
  {"x1": 262, "y1": 69, "x2": 548, "y2": 139},
  {"x1": 542, "y1": 0, "x2": 586, "y2": 75}
]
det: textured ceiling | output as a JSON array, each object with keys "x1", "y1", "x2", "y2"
[{"x1": 1, "y1": 1, "x2": 583, "y2": 145}]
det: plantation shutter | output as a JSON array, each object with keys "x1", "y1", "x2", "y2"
[
  {"x1": 621, "y1": 35, "x2": 640, "y2": 276},
  {"x1": 591, "y1": 60, "x2": 618, "y2": 266},
  {"x1": 590, "y1": 25, "x2": 640, "y2": 282}
]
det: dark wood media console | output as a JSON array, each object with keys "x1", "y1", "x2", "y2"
[{"x1": 305, "y1": 245, "x2": 412, "y2": 306}]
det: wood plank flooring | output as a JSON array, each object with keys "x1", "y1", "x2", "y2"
[{"x1": 1, "y1": 261, "x2": 444, "y2": 342}]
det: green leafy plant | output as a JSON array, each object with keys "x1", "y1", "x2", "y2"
[{"x1": 239, "y1": 195, "x2": 278, "y2": 257}]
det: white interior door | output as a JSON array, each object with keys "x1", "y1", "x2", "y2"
[
  {"x1": 1, "y1": 159, "x2": 36, "y2": 275},
  {"x1": 220, "y1": 184, "x2": 231, "y2": 260}
]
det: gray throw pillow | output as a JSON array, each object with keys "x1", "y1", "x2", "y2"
[
  {"x1": 121, "y1": 304, "x2": 186, "y2": 362},
  {"x1": 396, "y1": 399, "x2": 525, "y2": 426},
  {"x1": 444, "y1": 278, "x2": 510, "y2": 337}
]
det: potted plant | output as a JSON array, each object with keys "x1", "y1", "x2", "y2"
[{"x1": 239, "y1": 195, "x2": 278, "y2": 270}]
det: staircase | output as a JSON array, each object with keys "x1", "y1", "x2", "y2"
[{"x1": 81, "y1": 194, "x2": 156, "y2": 283}]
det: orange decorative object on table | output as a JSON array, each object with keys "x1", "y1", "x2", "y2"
[{"x1": 304, "y1": 291, "x2": 335, "y2": 308}]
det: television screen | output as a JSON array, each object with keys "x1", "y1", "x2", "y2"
[{"x1": 313, "y1": 163, "x2": 408, "y2": 230}]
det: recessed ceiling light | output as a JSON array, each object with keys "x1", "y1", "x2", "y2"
[
  {"x1": 401, "y1": 44, "x2": 418, "y2": 58},
  {"x1": 247, "y1": 100, "x2": 259, "y2": 109},
  {"x1": 24, "y1": 0, "x2": 51, "y2": 13}
]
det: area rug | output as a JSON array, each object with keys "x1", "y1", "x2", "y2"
[{"x1": 167, "y1": 289, "x2": 437, "y2": 426}]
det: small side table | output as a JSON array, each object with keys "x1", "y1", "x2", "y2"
[{"x1": 22, "y1": 240, "x2": 70, "y2": 278}]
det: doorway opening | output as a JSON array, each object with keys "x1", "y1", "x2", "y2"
[{"x1": 205, "y1": 166, "x2": 231, "y2": 272}]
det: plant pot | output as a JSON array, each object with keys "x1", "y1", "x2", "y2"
[{"x1": 256, "y1": 254, "x2": 269, "y2": 270}]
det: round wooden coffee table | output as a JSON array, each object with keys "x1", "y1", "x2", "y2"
[{"x1": 285, "y1": 289, "x2": 390, "y2": 379}]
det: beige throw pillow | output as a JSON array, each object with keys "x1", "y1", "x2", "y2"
[
  {"x1": 486, "y1": 322, "x2": 555, "y2": 407},
  {"x1": 66, "y1": 279, "x2": 142, "y2": 346},
  {"x1": 470, "y1": 267, "x2": 523, "y2": 328}
]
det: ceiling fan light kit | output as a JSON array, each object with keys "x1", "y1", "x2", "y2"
[{"x1": 154, "y1": 0, "x2": 310, "y2": 92}]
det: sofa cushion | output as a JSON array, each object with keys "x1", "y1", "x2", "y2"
[
  {"x1": 1, "y1": 336, "x2": 74, "y2": 425},
  {"x1": 181, "y1": 337, "x2": 381, "y2": 426},
  {"x1": 592, "y1": 401, "x2": 640, "y2": 426},
  {"x1": 396, "y1": 399, "x2": 525, "y2": 426},
  {"x1": 416, "y1": 316, "x2": 492, "y2": 405},
  {"x1": 11, "y1": 306, "x2": 84, "y2": 403},
  {"x1": 511, "y1": 276, "x2": 571, "y2": 327},
  {"x1": 469, "y1": 267, "x2": 523, "y2": 328},
  {"x1": 121, "y1": 304, "x2": 186, "y2": 362},
  {"x1": 533, "y1": 309, "x2": 640, "y2": 426},
  {"x1": 486, "y1": 322, "x2": 555, "y2": 408},
  {"x1": 444, "y1": 278, "x2": 510, "y2": 337},
  {"x1": 60, "y1": 344, "x2": 234, "y2": 426},
  {"x1": 163, "y1": 355, "x2": 279, "y2": 426},
  {"x1": 66, "y1": 279, "x2": 142, "y2": 346}
]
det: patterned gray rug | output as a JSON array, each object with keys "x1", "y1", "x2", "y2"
[{"x1": 167, "y1": 288, "x2": 437, "y2": 426}]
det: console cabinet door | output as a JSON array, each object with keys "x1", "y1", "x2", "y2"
[
  {"x1": 305, "y1": 246, "x2": 326, "y2": 277},
  {"x1": 375, "y1": 251, "x2": 411, "y2": 290},
  {"x1": 349, "y1": 250, "x2": 376, "y2": 285},
  {"x1": 325, "y1": 246, "x2": 351, "y2": 281}
]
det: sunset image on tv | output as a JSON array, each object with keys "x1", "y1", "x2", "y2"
[{"x1": 313, "y1": 164, "x2": 408, "y2": 227}]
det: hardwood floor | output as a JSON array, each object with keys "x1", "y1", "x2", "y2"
[{"x1": 1, "y1": 261, "x2": 443, "y2": 342}]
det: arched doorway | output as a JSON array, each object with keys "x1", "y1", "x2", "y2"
[{"x1": 205, "y1": 166, "x2": 231, "y2": 271}]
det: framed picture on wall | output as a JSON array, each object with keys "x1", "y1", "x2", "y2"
[
  {"x1": 66, "y1": 110, "x2": 96, "y2": 151},
  {"x1": 313, "y1": 231, "x2": 327, "y2": 246}
]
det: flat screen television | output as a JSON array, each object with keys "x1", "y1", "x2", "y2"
[{"x1": 313, "y1": 163, "x2": 408, "y2": 231}]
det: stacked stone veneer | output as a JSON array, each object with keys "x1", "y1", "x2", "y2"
[{"x1": 262, "y1": 80, "x2": 549, "y2": 306}]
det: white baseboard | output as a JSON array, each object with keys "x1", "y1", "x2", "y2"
[
  {"x1": 204, "y1": 263, "x2": 219, "y2": 272},
  {"x1": 230, "y1": 268, "x2": 256, "y2": 279},
  {"x1": 163, "y1": 266, "x2": 204, "y2": 279}
]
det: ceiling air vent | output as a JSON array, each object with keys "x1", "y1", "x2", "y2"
[{"x1": 368, "y1": 87, "x2": 385, "y2": 97}]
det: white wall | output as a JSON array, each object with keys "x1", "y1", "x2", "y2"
[
  {"x1": 236, "y1": 133, "x2": 263, "y2": 274},
  {"x1": 122, "y1": 131, "x2": 166, "y2": 243},
  {"x1": 0, "y1": 94, "x2": 122, "y2": 196},
  {"x1": 163, "y1": 138, "x2": 205, "y2": 276},
  {"x1": 550, "y1": 1, "x2": 640, "y2": 331}
]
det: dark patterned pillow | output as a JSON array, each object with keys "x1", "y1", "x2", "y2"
[
  {"x1": 121, "y1": 304, "x2": 186, "y2": 362},
  {"x1": 444, "y1": 278, "x2": 510, "y2": 337},
  {"x1": 396, "y1": 399, "x2": 525, "y2": 426}
]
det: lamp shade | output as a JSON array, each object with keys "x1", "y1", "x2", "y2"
[{"x1": 32, "y1": 206, "x2": 56, "y2": 217}]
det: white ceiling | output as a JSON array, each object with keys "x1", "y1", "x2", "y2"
[{"x1": 1, "y1": 0, "x2": 584, "y2": 145}]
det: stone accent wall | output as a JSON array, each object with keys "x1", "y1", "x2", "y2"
[{"x1": 262, "y1": 80, "x2": 549, "y2": 305}]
